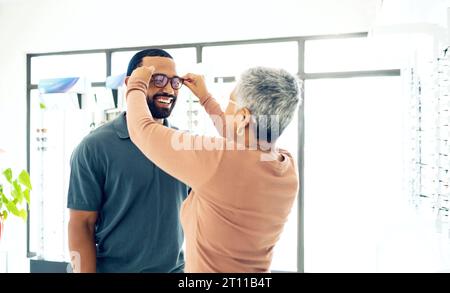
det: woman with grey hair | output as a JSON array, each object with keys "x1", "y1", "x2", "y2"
[{"x1": 126, "y1": 65, "x2": 301, "y2": 272}]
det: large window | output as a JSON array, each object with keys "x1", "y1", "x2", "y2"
[
  {"x1": 28, "y1": 53, "x2": 108, "y2": 263},
  {"x1": 304, "y1": 76, "x2": 406, "y2": 272},
  {"x1": 304, "y1": 37, "x2": 402, "y2": 73},
  {"x1": 29, "y1": 89, "x2": 94, "y2": 262},
  {"x1": 31, "y1": 33, "x2": 439, "y2": 273},
  {"x1": 202, "y1": 42, "x2": 299, "y2": 271},
  {"x1": 28, "y1": 40, "x2": 303, "y2": 271},
  {"x1": 31, "y1": 53, "x2": 106, "y2": 84}
]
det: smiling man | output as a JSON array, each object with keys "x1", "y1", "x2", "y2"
[
  {"x1": 130, "y1": 53, "x2": 182, "y2": 121},
  {"x1": 67, "y1": 49, "x2": 189, "y2": 273}
]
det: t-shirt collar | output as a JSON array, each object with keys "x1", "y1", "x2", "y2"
[{"x1": 113, "y1": 111, "x2": 170, "y2": 139}]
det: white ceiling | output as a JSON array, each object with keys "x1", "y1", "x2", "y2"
[{"x1": 0, "y1": 0, "x2": 383, "y2": 55}]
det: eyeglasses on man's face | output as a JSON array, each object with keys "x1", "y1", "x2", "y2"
[{"x1": 151, "y1": 73, "x2": 184, "y2": 90}]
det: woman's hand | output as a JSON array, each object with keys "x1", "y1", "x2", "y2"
[
  {"x1": 129, "y1": 66, "x2": 155, "y2": 86},
  {"x1": 182, "y1": 73, "x2": 210, "y2": 103}
]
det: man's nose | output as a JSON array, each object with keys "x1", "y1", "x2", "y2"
[{"x1": 162, "y1": 82, "x2": 175, "y2": 95}]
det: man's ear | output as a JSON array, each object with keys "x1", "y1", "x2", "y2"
[{"x1": 124, "y1": 76, "x2": 129, "y2": 86}]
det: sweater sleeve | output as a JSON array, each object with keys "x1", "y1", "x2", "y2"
[
  {"x1": 200, "y1": 94, "x2": 228, "y2": 137},
  {"x1": 126, "y1": 79, "x2": 223, "y2": 189}
]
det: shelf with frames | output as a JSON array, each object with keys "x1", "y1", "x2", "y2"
[{"x1": 409, "y1": 46, "x2": 450, "y2": 235}]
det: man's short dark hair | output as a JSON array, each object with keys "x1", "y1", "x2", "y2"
[{"x1": 126, "y1": 49, "x2": 173, "y2": 76}]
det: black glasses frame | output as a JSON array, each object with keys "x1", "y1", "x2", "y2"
[{"x1": 150, "y1": 73, "x2": 184, "y2": 90}]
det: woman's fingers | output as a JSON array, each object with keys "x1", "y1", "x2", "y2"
[{"x1": 130, "y1": 66, "x2": 155, "y2": 82}]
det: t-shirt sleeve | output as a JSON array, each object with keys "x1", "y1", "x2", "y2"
[{"x1": 67, "y1": 140, "x2": 104, "y2": 211}]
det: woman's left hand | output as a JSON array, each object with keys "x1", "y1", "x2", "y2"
[{"x1": 182, "y1": 73, "x2": 210, "y2": 103}]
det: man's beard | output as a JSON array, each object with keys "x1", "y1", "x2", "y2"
[{"x1": 147, "y1": 93, "x2": 177, "y2": 119}]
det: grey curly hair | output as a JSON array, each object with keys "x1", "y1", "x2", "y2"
[{"x1": 234, "y1": 67, "x2": 302, "y2": 143}]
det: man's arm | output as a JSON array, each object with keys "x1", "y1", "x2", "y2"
[{"x1": 68, "y1": 209, "x2": 98, "y2": 273}]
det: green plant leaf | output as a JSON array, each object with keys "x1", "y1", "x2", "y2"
[
  {"x1": 39, "y1": 102, "x2": 46, "y2": 110},
  {"x1": 12, "y1": 180, "x2": 24, "y2": 203},
  {"x1": 1, "y1": 193, "x2": 9, "y2": 205},
  {"x1": 24, "y1": 189, "x2": 30, "y2": 205},
  {"x1": 0, "y1": 169, "x2": 32, "y2": 222},
  {"x1": 18, "y1": 170, "x2": 32, "y2": 190},
  {"x1": 11, "y1": 191, "x2": 18, "y2": 203},
  {"x1": 3, "y1": 168, "x2": 12, "y2": 184},
  {"x1": 6, "y1": 201, "x2": 20, "y2": 217},
  {"x1": 11, "y1": 190, "x2": 22, "y2": 205},
  {"x1": 17, "y1": 208, "x2": 27, "y2": 221}
]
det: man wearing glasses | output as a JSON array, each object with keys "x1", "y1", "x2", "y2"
[{"x1": 67, "y1": 49, "x2": 189, "y2": 272}]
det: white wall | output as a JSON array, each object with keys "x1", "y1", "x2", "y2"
[
  {"x1": 0, "y1": 0, "x2": 379, "y2": 272},
  {"x1": 0, "y1": 0, "x2": 381, "y2": 160}
]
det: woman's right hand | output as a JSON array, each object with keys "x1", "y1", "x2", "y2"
[
  {"x1": 129, "y1": 66, "x2": 155, "y2": 86},
  {"x1": 182, "y1": 73, "x2": 210, "y2": 103}
]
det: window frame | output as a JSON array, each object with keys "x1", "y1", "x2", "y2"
[{"x1": 26, "y1": 32, "x2": 400, "y2": 272}]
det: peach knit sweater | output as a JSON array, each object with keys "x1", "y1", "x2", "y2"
[{"x1": 126, "y1": 78, "x2": 298, "y2": 272}]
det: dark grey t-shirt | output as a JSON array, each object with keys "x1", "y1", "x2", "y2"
[{"x1": 67, "y1": 112, "x2": 188, "y2": 272}]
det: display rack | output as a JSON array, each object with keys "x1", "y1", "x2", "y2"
[{"x1": 409, "y1": 46, "x2": 450, "y2": 236}]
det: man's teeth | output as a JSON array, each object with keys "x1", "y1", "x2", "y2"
[{"x1": 156, "y1": 97, "x2": 173, "y2": 104}]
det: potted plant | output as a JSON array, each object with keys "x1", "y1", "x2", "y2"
[{"x1": 0, "y1": 168, "x2": 32, "y2": 242}]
